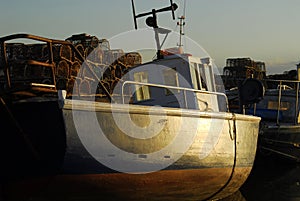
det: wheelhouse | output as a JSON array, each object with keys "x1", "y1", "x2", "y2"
[{"x1": 123, "y1": 54, "x2": 225, "y2": 112}]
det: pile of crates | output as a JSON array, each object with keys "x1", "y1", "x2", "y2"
[
  {"x1": 222, "y1": 57, "x2": 266, "y2": 90},
  {"x1": 0, "y1": 33, "x2": 142, "y2": 99}
]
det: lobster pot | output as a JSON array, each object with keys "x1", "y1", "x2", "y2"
[
  {"x1": 66, "y1": 77, "x2": 79, "y2": 96},
  {"x1": 78, "y1": 79, "x2": 91, "y2": 96},
  {"x1": 70, "y1": 61, "x2": 81, "y2": 78},
  {"x1": 111, "y1": 49, "x2": 125, "y2": 64},
  {"x1": 10, "y1": 62, "x2": 26, "y2": 80},
  {"x1": 109, "y1": 79, "x2": 118, "y2": 94},
  {"x1": 42, "y1": 45, "x2": 49, "y2": 60},
  {"x1": 89, "y1": 47, "x2": 103, "y2": 64},
  {"x1": 27, "y1": 44, "x2": 46, "y2": 61},
  {"x1": 52, "y1": 44, "x2": 61, "y2": 62},
  {"x1": 102, "y1": 65, "x2": 113, "y2": 81},
  {"x1": 56, "y1": 60, "x2": 70, "y2": 79},
  {"x1": 102, "y1": 49, "x2": 122, "y2": 65},
  {"x1": 79, "y1": 62, "x2": 94, "y2": 81},
  {"x1": 123, "y1": 52, "x2": 142, "y2": 67},
  {"x1": 114, "y1": 64, "x2": 123, "y2": 79},
  {"x1": 102, "y1": 50, "x2": 113, "y2": 65},
  {"x1": 96, "y1": 81, "x2": 105, "y2": 95},
  {"x1": 84, "y1": 47, "x2": 94, "y2": 59},
  {"x1": 75, "y1": 44, "x2": 85, "y2": 59},
  {"x1": 95, "y1": 64, "x2": 108, "y2": 79},
  {"x1": 0, "y1": 44, "x2": 4, "y2": 67},
  {"x1": 84, "y1": 46, "x2": 103, "y2": 64},
  {"x1": 110, "y1": 65, "x2": 117, "y2": 79},
  {"x1": 60, "y1": 45, "x2": 72, "y2": 62},
  {"x1": 4, "y1": 43, "x2": 28, "y2": 62},
  {"x1": 55, "y1": 57, "x2": 72, "y2": 90}
]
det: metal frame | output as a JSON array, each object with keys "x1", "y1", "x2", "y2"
[{"x1": 121, "y1": 80, "x2": 229, "y2": 111}]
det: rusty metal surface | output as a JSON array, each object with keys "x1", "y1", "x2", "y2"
[{"x1": 3, "y1": 167, "x2": 252, "y2": 201}]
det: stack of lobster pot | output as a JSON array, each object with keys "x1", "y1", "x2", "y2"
[
  {"x1": 64, "y1": 33, "x2": 142, "y2": 100},
  {"x1": 0, "y1": 33, "x2": 142, "y2": 101}
]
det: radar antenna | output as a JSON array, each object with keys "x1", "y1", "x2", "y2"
[{"x1": 131, "y1": 0, "x2": 178, "y2": 59}]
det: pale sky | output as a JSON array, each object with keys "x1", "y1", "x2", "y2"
[{"x1": 1, "y1": 0, "x2": 300, "y2": 74}]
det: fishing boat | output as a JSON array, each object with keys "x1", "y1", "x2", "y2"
[
  {"x1": 249, "y1": 75, "x2": 300, "y2": 162},
  {"x1": 0, "y1": 1, "x2": 261, "y2": 200},
  {"x1": 221, "y1": 56, "x2": 300, "y2": 162}
]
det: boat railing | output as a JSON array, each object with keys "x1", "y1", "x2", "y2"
[
  {"x1": 264, "y1": 79, "x2": 300, "y2": 125},
  {"x1": 0, "y1": 33, "x2": 85, "y2": 93},
  {"x1": 121, "y1": 80, "x2": 229, "y2": 112}
]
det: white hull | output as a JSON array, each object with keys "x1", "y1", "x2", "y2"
[{"x1": 58, "y1": 99, "x2": 260, "y2": 200}]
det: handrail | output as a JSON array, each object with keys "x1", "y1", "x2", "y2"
[
  {"x1": 296, "y1": 82, "x2": 299, "y2": 124},
  {"x1": 0, "y1": 33, "x2": 71, "y2": 45},
  {"x1": 0, "y1": 33, "x2": 85, "y2": 93},
  {"x1": 121, "y1": 80, "x2": 229, "y2": 112},
  {"x1": 277, "y1": 81, "x2": 282, "y2": 125}
]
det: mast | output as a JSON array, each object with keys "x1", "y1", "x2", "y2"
[{"x1": 177, "y1": 16, "x2": 185, "y2": 48}]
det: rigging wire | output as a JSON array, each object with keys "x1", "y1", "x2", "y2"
[
  {"x1": 182, "y1": 0, "x2": 187, "y2": 49},
  {"x1": 183, "y1": 0, "x2": 187, "y2": 18}
]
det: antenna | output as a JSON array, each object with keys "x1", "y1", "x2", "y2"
[
  {"x1": 131, "y1": 0, "x2": 178, "y2": 30},
  {"x1": 177, "y1": 15, "x2": 185, "y2": 48},
  {"x1": 131, "y1": 0, "x2": 138, "y2": 29},
  {"x1": 170, "y1": 0, "x2": 176, "y2": 20},
  {"x1": 177, "y1": 0, "x2": 187, "y2": 51},
  {"x1": 130, "y1": 0, "x2": 178, "y2": 59}
]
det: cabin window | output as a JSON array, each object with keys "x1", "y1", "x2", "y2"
[
  {"x1": 190, "y1": 62, "x2": 201, "y2": 90},
  {"x1": 163, "y1": 67, "x2": 180, "y2": 95},
  {"x1": 133, "y1": 71, "x2": 151, "y2": 101},
  {"x1": 267, "y1": 101, "x2": 290, "y2": 111},
  {"x1": 198, "y1": 64, "x2": 208, "y2": 90}
]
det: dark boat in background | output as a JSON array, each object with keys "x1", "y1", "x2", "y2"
[
  {"x1": 0, "y1": 1, "x2": 261, "y2": 200},
  {"x1": 222, "y1": 57, "x2": 300, "y2": 162},
  {"x1": 251, "y1": 76, "x2": 300, "y2": 162}
]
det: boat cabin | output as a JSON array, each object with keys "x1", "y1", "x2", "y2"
[
  {"x1": 249, "y1": 80, "x2": 300, "y2": 125},
  {"x1": 122, "y1": 53, "x2": 224, "y2": 112}
]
